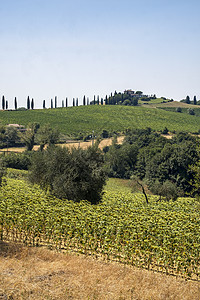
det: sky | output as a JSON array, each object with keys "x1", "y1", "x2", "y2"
[{"x1": 0, "y1": 0, "x2": 200, "y2": 108}]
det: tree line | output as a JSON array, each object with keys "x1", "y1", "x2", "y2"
[{"x1": 1, "y1": 91, "x2": 157, "y2": 110}]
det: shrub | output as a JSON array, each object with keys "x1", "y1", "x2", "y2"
[
  {"x1": 1, "y1": 152, "x2": 32, "y2": 170},
  {"x1": 28, "y1": 145, "x2": 107, "y2": 204},
  {"x1": 188, "y1": 108, "x2": 195, "y2": 115},
  {"x1": 176, "y1": 107, "x2": 182, "y2": 113}
]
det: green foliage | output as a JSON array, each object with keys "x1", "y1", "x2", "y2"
[
  {"x1": 35, "y1": 124, "x2": 60, "y2": 151},
  {"x1": 188, "y1": 108, "x2": 195, "y2": 115},
  {"x1": 176, "y1": 107, "x2": 182, "y2": 113},
  {"x1": 20, "y1": 122, "x2": 40, "y2": 151},
  {"x1": 151, "y1": 180, "x2": 180, "y2": 201},
  {"x1": 1, "y1": 151, "x2": 32, "y2": 170},
  {"x1": 105, "y1": 129, "x2": 198, "y2": 196},
  {"x1": 0, "y1": 159, "x2": 6, "y2": 186},
  {"x1": 28, "y1": 145, "x2": 107, "y2": 204},
  {"x1": 0, "y1": 177, "x2": 199, "y2": 280}
]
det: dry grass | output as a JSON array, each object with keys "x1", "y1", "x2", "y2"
[
  {"x1": 0, "y1": 137, "x2": 124, "y2": 154},
  {"x1": 0, "y1": 241, "x2": 199, "y2": 300}
]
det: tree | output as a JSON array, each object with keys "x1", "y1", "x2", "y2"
[
  {"x1": 28, "y1": 145, "x2": 107, "y2": 204},
  {"x1": 93, "y1": 95, "x2": 96, "y2": 105},
  {"x1": 73, "y1": 98, "x2": 75, "y2": 106},
  {"x1": 87, "y1": 97, "x2": 89, "y2": 105},
  {"x1": 55, "y1": 96, "x2": 57, "y2": 108},
  {"x1": 105, "y1": 95, "x2": 108, "y2": 105},
  {"x1": 27, "y1": 96, "x2": 30, "y2": 109},
  {"x1": 14, "y1": 97, "x2": 17, "y2": 110},
  {"x1": 35, "y1": 124, "x2": 60, "y2": 151},
  {"x1": 20, "y1": 123, "x2": 40, "y2": 151},
  {"x1": 6, "y1": 101, "x2": 8, "y2": 110},
  {"x1": 2, "y1": 96, "x2": 5, "y2": 110},
  {"x1": 101, "y1": 98, "x2": 103, "y2": 105},
  {"x1": 193, "y1": 96, "x2": 197, "y2": 105},
  {"x1": 31, "y1": 98, "x2": 34, "y2": 110},
  {"x1": 83, "y1": 95, "x2": 86, "y2": 106},
  {"x1": 51, "y1": 99, "x2": 53, "y2": 109},
  {"x1": 76, "y1": 98, "x2": 78, "y2": 106},
  {"x1": 5, "y1": 126, "x2": 19, "y2": 146},
  {"x1": 43, "y1": 100, "x2": 46, "y2": 109},
  {"x1": 136, "y1": 91, "x2": 143, "y2": 95},
  {"x1": 62, "y1": 100, "x2": 64, "y2": 107},
  {"x1": 65, "y1": 97, "x2": 68, "y2": 108},
  {"x1": 97, "y1": 95, "x2": 99, "y2": 105},
  {"x1": 185, "y1": 95, "x2": 190, "y2": 104}
]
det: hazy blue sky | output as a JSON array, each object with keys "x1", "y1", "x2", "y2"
[{"x1": 0, "y1": 0, "x2": 200, "y2": 108}]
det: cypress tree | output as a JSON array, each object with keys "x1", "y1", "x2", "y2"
[
  {"x1": 101, "y1": 98, "x2": 103, "y2": 105},
  {"x1": 55, "y1": 96, "x2": 57, "y2": 108},
  {"x1": 51, "y1": 99, "x2": 53, "y2": 109},
  {"x1": 76, "y1": 98, "x2": 78, "y2": 106},
  {"x1": 94, "y1": 95, "x2": 96, "y2": 105},
  {"x1": 27, "y1": 96, "x2": 30, "y2": 109},
  {"x1": 43, "y1": 100, "x2": 46, "y2": 109},
  {"x1": 87, "y1": 97, "x2": 89, "y2": 105},
  {"x1": 186, "y1": 95, "x2": 190, "y2": 104},
  {"x1": 31, "y1": 98, "x2": 34, "y2": 109},
  {"x1": 83, "y1": 95, "x2": 86, "y2": 106},
  {"x1": 14, "y1": 97, "x2": 17, "y2": 110},
  {"x1": 6, "y1": 100, "x2": 8, "y2": 110},
  {"x1": 194, "y1": 96, "x2": 197, "y2": 105},
  {"x1": 105, "y1": 95, "x2": 108, "y2": 105},
  {"x1": 65, "y1": 97, "x2": 68, "y2": 108},
  {"x1": 97, "y1": 95, "x2": 99, "y2": 105},
  {"x1": 73, "y1": 98, "x2": 75, "y2": 106},
  {"x1": 62, "y1": 100, "x2": 64, "y2": 107},
  {"x1": 2, "y1": 96, "x2": 5, "y2": 110}
]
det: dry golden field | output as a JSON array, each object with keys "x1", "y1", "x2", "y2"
[
  {"x1": 0, "y1": 136, "x2": 124, "y2": 154},
  {"x1": 0, "y1": 241, "x2": 199, "y2": 300}
]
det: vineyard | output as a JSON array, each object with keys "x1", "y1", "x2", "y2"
[
  {"x1": 0, "y1": 105, "x2": 200, "y2": 136},
  {"x1": 0, "y1": 173, "x2": 199, "y2": 281}
]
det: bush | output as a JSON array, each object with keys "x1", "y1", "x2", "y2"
[
  {"x1": 1, "y1": 152, "x2": 32, "y2": 170},
  {"x1": 150, "y1": 180, "x2": 180, "y2": 201},
  {"x1": 188, "y1": 108, "x2": 195, "y2": 115},
  {"x1": 28, "y1": 145, "x2": 107, "y2": 204},
  {"x1": 176, "y1": 107, "x2": 182, "y2": 113}
]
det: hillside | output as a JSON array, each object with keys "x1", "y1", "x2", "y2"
[{"x1": 0, "y1": 104, "x2": 200, "y2": 136}]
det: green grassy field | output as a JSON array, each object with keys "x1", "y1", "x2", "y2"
[
  {"x1": 160, "y1": 106, "x2": 200, "y2": 117},
  {"x1": 0, "y1": 105, "x2": 200, "y2": 136},
  {"x1": 0, "y1": 173, "x2": 199, "y2": 280}
]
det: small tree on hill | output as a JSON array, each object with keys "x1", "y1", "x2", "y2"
[
  {"x1": 83, "y1": 95, "x2": 86, "y2": 106},
  {"x1": 186, "y1": 95, "x2": 190, "y2": 104},
  {"x1": 31, "y1": 98, "x2": 34, "y2": 110},
  {"x1": 27, "y1": 96, "x2": 30, "y2": 109},
  {"x1": 194, "y1": 96, "x2": 197, "y2": 105},
  {"x1": 55, "y1": 96, "x2": 57, "y2": 108},
  {"x1": 65, "y1": 97, "x2": 68, "y2": 108},
  {"x1": 2, "y1": 96, "x2": 5, "y2": 110},
  {"x1": 14, "y1": 97, "x2": 17, "y2": 110}
]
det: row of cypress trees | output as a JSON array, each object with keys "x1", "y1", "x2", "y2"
[{"x1": 1, "y1": 95, "x2": 108, "y2": 110}]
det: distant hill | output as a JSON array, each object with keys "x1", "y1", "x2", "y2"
[{"x1": 0, "y1": 104, "x2": 199, "y2": 137}]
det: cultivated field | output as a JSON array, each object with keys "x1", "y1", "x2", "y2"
[{"x1": 0, "y1": 104, "x2": 200, "y2": 136}]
